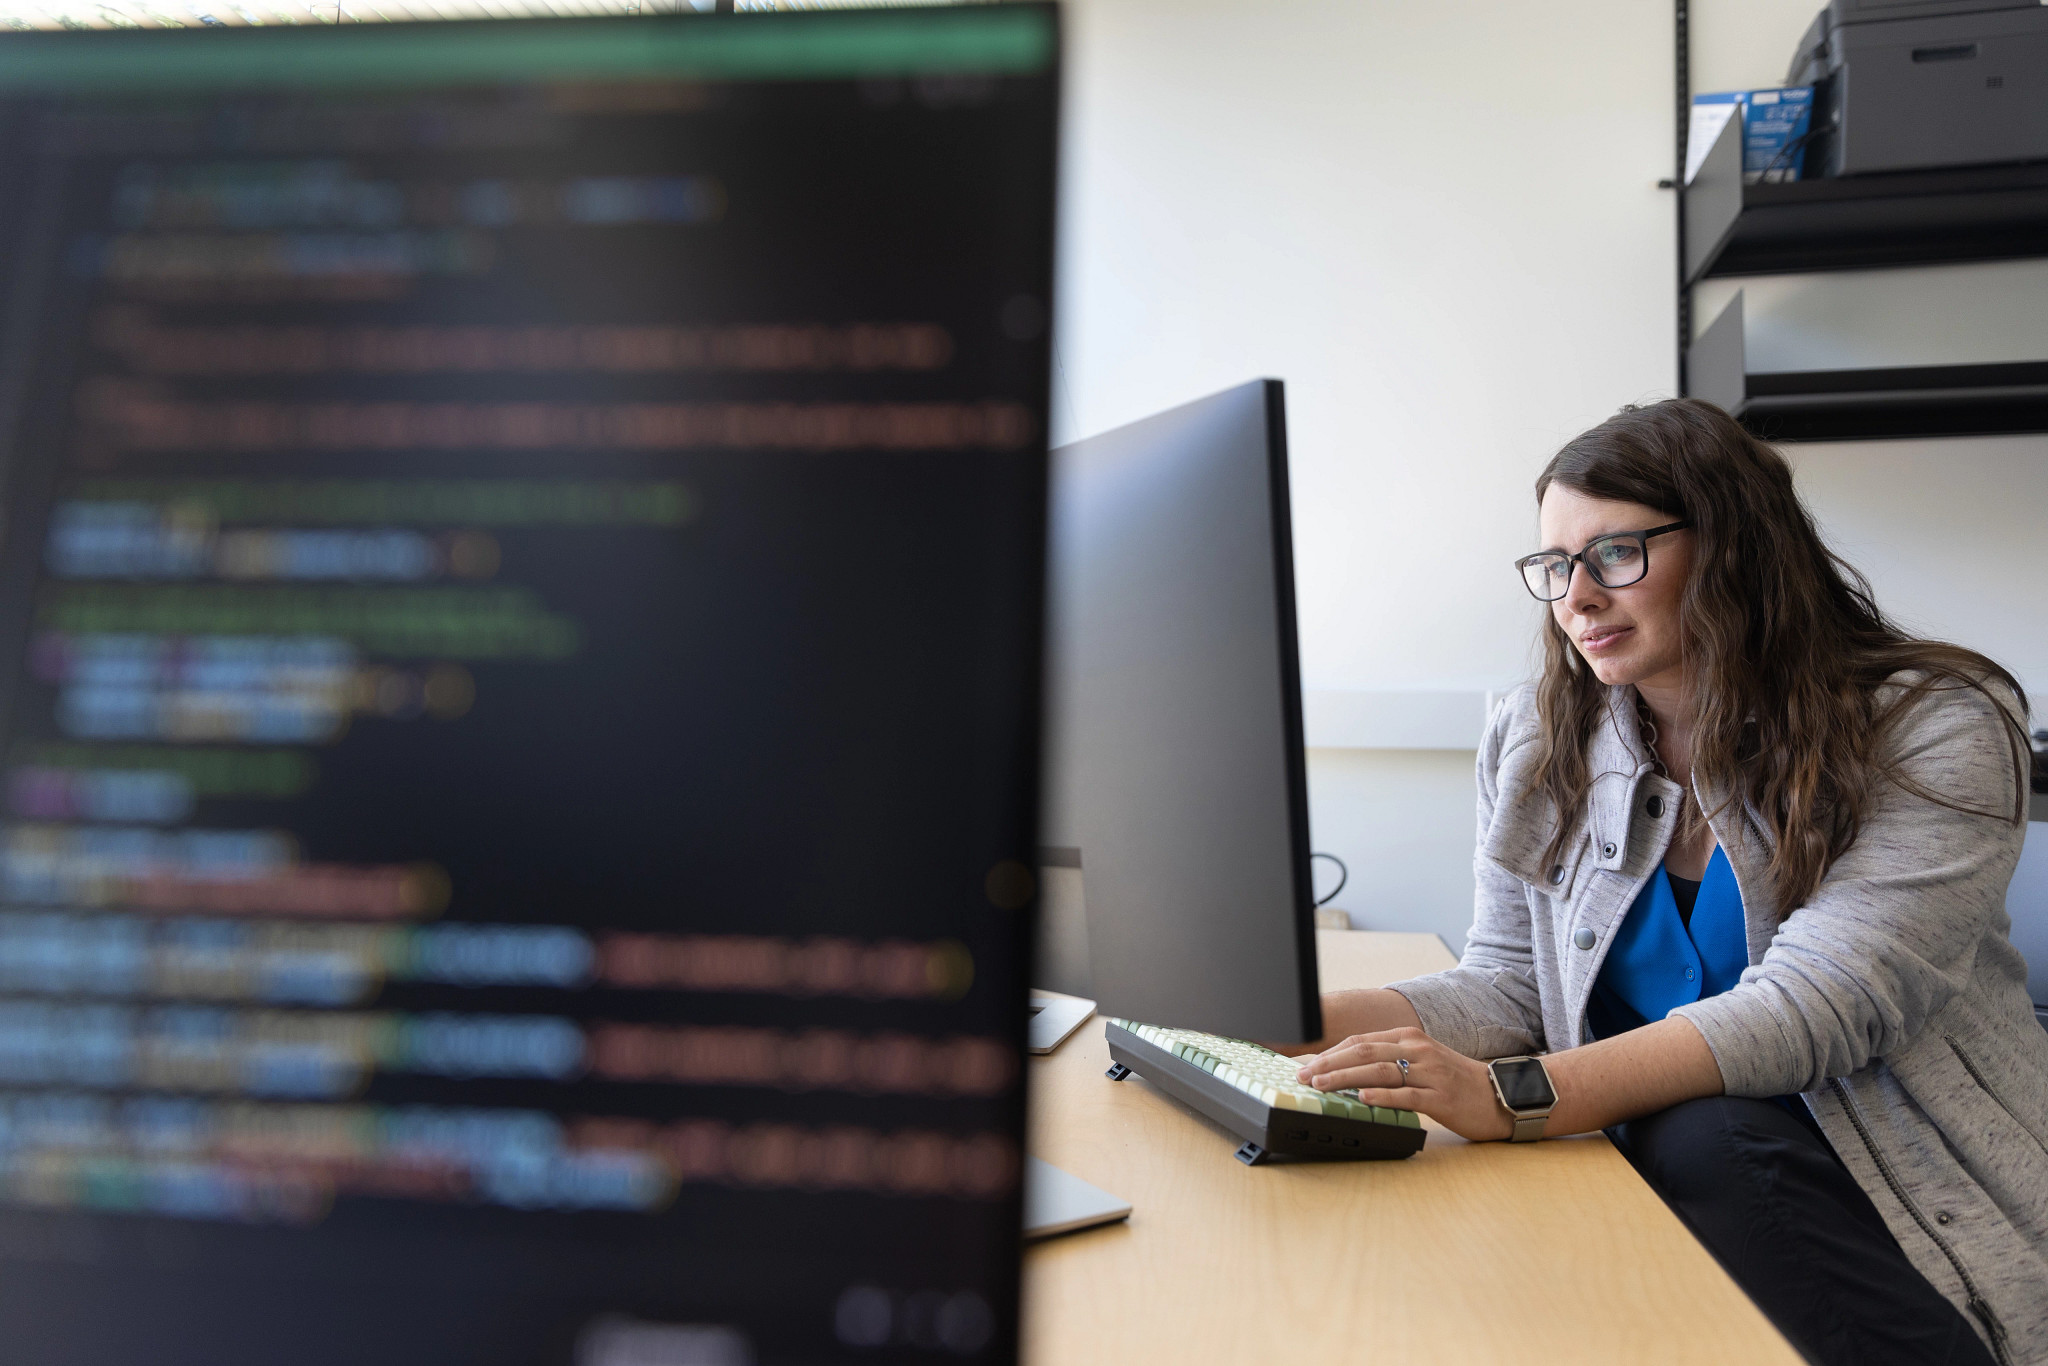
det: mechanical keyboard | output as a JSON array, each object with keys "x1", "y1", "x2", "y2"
[{"x1": 1103, "y1": 1018, "x2": 1425, "y2": 1164}]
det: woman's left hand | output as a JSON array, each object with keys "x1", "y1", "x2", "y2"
[{"x1": 1294, "y1": 1026, "x2": 1513, "y2": 1141}]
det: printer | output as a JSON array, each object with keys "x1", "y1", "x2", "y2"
[{"x1": 1788, "y1": 0, "x2": 2048, "y2": 176}]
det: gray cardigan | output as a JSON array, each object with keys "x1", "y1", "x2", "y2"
[{"x1": 1388, "y1": 679, "x2": 2048, "y2": 1365}]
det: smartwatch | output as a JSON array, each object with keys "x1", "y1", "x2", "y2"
[{"x1": 1487, "y1": 1055, "x2": 1557, "y2": 1142}]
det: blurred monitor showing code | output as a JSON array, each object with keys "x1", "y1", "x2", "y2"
[{"x1": 0, "y1": 7, "x2": 1057, "y2": 1364}]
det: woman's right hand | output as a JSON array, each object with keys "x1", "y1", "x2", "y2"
[{"x1": 1294, "y1": 1024, "x2": 1514, "y2": 1142}]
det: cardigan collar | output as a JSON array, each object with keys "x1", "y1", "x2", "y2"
[
  {"x1": 1479, "y1": 684, "x2": 1784, "y2": 953},
  {"x1": 1481, "y1": 686, "x2": 1673, "y2": 888}
]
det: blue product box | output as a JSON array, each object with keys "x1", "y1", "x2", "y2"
[{"x1": 1688, "y1": 86, "x2": 1814, "y2": 185}]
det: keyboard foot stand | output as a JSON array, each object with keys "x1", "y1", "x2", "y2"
[
  {"x1": 1234, "y1": 1142, "x2": 1266, "y2": 1166},
  {"x1": 1105, "y1": 1063, "x2": 1132, "y2": 1081}
]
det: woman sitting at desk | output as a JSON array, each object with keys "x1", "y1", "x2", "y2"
[{"x1": 1294, "y1": 398, "x2": 2048, "y2": 1366}]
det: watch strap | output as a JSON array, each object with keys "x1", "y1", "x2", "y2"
[{"x1": 1510, "y1": 1111, "x2": 1549, "y2": 1142}]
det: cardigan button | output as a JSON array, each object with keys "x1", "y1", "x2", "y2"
[
  {"x1": 1936, "y1": 1211, "x2": 1953, "y2": 1226},
  {"x1": 1646, "y1": 796, "x2": 1664, "y2": 818},
  {"x1": 1601, "y1": 842, "x2": 1617, "y2": 859},
  {"x1": 1549, "y1": 866, "x2": 1565, "y2": 885},
  {"x1": 1572, "y1": 927, "x2": 1596, "y2": 951}
]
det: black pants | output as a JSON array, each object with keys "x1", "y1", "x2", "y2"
[{"x1": 1608, "y1": 1096, "x2": 1996, "y2": 1366}]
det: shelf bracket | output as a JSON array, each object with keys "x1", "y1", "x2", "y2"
[
  {"x1": 1686, "y1": 291, "x2": 1748, "y2": 414},
  {"x1": 1683, "y1": 110, "x2": 1746, "y2": 286}
]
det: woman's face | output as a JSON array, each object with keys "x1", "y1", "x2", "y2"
[{"x1": 1535, "y1": 484, "x2": 1693, "y2": 692}]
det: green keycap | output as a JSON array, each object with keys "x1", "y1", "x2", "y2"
[{"x1": 1395, "y1": 1109, "x2": 1420, "y2": 1129}]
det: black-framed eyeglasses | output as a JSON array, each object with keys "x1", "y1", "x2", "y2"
[{"x1": 1514, "y1": 522, "x2": 1690, "y2": 601}]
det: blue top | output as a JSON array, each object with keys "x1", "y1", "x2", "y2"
[{"x1": 1588, "y1": 846, "x2": 1747, "y2": 1040}]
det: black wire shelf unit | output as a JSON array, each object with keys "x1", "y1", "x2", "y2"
[{"x1": 1676, "y1": 96, "x2": 2048, "y2": 442}]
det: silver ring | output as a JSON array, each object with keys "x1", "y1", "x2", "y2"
[{"x1": 1395, "y1": 1057, "x2": 1411, "y2": 1085}]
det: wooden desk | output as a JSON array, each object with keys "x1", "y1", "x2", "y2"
[{"x1": 1021, "y1": 931, "x2": 1799, "y2": 1365}]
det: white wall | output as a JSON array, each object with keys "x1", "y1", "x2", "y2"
[
  {"x1": 1055, "y1": 0, "x2": 1681, "y2": 950},
  {"x1": 1054, "y1": 0, "x2": 1676, "y2": 694},
  {"x1": 1054, "y1": 0, "x2": 2048, "y2": 955},
  {"x1": 1303, "y1": 749, "x2": 1480, "y2": 946}
]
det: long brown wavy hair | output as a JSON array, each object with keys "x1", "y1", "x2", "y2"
[{"x1": 1530, "y1": 398, "x2": 2031, "y2": 918}]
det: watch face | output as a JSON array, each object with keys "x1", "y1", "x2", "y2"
[{"x1": 1493, "y1": 1058, "x2": 1557, "y2": 1111}]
